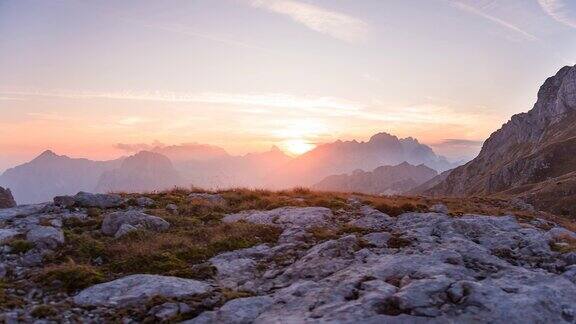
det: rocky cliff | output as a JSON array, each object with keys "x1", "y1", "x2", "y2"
[{"x1": 425, "y1": 65, "x2": 576, "y2": 217}]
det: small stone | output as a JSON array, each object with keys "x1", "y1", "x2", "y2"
[
  {"x1": 53, "y1": 196, "x2": 76, "y2": 208},
  {"x1": 135, "y1": 197, "x2": 156, "y2": 208},
  {"x1": 114, "y1": 224, "x2": 139, "y2": 238},
  {"x1": 430, "y1": 203, "x2": 449, "y2": 214},
  {"x1": 166, "y1": 204, "x2": 178, "y2": 214}
]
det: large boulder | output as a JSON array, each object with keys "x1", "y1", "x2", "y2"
[
  {"x1": 223, "y1": 207, "x2": 332, "y2": 230},
  {"x1": 73, "y1": 274, "x2": 212, "y2": 308},
  {"x1": 25, "y1": 226, "x2": 65, "y2": 249},
  {"x1": 101, "y1": 210, "x2": 170, "y2": 236},
  {"x1": 73, "y1": 192, "x2": 123, "y2": 209},
  {"x1": 0, "y1": 187, "x2": 16, "y2": 209}
]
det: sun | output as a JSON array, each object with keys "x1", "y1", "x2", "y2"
[{"x1": 283, "y1": 139, "x2": 316, "y2": 156}]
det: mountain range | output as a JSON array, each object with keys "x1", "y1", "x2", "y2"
[
  {"x1": 313, "y1": 162, "x2": 438, "y2": 194},
  {"x1": 423, "y1": 64, "x2": 576, "y2": 218},
  {"x1": 0, "y1": 133, "x2": 456, "y2": 204}
]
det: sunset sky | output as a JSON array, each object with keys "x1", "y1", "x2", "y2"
[{"x1": 1, "y1": 0, "x2": 576, "y2": 172}]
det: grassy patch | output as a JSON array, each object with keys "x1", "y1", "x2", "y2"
[
  {"x1": 31, "y1": 305, "x2": 58, "y2": 318},
  {"x1": 9, "y1": 239, "x2": 35, "y2": 254},
  {"x1": 36, "y1": 262, "x2": 104, "y2": 293}
]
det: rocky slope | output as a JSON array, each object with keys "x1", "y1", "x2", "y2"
[
  {"x1": 425, "y1": 65, "x2": 576, "y2": 218},
  {"x1": 0, "y1": 189, "x2": 574, "y2": 323},
  {"x1": 313, "y1": 162, "x2": 438, "y2": 194}
]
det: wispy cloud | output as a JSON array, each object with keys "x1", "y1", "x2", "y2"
[
  {"x1": 447, "y1": 0, "x2": 539, "y2": 41},
  {"x1": 538, "y1": 0, "x2": 576, "y2": 29},
  {"x1": 249, "y1": 0, "x2": 368, "y2": 42},
  {"x1": 0, "y1": 89, "x2": 362, "y2": 113}
]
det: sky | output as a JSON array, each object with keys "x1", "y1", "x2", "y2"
[{"x1": 1, "y1": 0, "x2": 576, "y2": 172}]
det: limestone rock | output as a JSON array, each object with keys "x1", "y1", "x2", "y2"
[
  {"x1": 101, "y1": 211, "x2": 169, "y2": 236},
  {"x1": 74, "y1": 192, "x2": 123, "y2": 209},
  {"x1": 0, "y1": 187, "x2": 16, "y2": 209},
  {"x1": 73, "y1": 274, "x2": 212, "y2": 308},
  {"x1": 25, "y1": 226, "x2": 64, "y2": 249},
  {"x1": 223, "y1": 207, "x2": 332, "y2": 230}
]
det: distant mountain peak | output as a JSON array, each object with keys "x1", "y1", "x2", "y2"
[{"x1": 368, "y1": 132, "x2": 398, "y2": 143}]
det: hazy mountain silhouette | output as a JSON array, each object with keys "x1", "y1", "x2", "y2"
[
  {"x1": 0, "y1": 150, "x2": 122, "y2": 204},
  {"x1": 0, "y1": 133, "x2": 459, "y2": 203},
  {"x1": 313, "y1": 162, "x2": 438, "y2": 194},
  {"x1": 267, "y1": 132, "x2": 456, "y2": 188},
  {"x1": 95, "y1": 151, "x2": 184, "y2": 193}
]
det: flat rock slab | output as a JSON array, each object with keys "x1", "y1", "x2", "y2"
[
  {"x1": 0, "y1": 204, "x2": 49, "y2": 221},
  {"x1": 74, "y1": 274, "x2": 212, "y2": 308},
  {"x1": 223, "y1": 207, "x2": 333, "y2": 230}
]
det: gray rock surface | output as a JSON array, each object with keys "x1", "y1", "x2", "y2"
[
  {"x1": 73, "y1": 192, "x2": 123, "y2": 208},
  {"x1": 73, "y1": 274, "x2": 212, "y2": 307},
  {"x1": 195, "y1": 210, "x2": 576, "y2": 323},
  {"x1": 101, "y1": 210, "x2": 169, "y2": 236},
  {"x1": 224, "y1": 207, "x2": 332, "y2": 230},
  {"x1": 0, "y1": 228, "x2": 20, "y2": 243},
  {"x1": 135, "y1": 196, "x2": 156, "y2": 207},
  {"x1": 25, "y1": 226, "x2": 64, "y2": 249}
]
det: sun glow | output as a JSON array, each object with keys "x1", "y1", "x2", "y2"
[{"x1": 283, "y1": 139, "x2": 316, "y2": 156}]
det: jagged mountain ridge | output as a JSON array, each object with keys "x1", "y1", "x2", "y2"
[
  {"x1": 313, "y1": 162, "x2": 438, "y2": 194},
  {"x1": 425, "y1": 65, "x2": 576, "y2": 217},
  {"x1": 267, "y1": 132, "x2": 457, "y2": 188}
]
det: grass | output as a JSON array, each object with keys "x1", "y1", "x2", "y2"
[
  {"x1": 8, "y1": 239, "x2": 35, "y2": 254},
  {"x1": 35, "y1": 261, "x2": 105, "y2": 293}
]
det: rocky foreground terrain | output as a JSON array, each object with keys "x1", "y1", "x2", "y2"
[{"x1": 0, "y1": 189, "x2": 575, "y2": 323}]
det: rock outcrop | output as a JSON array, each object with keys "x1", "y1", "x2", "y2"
[
  {"x1": 0, "y1": 186, "x2": 16, "y2": 209},
  {"x1": 424, "y1": 65, "x2": 576, "y2": 218}
]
